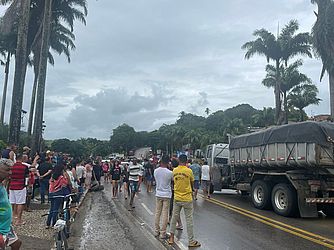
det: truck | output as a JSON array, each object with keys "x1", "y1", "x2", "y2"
[{"x1": 206, "y1": 121, "x2": 334, "y2": 218}]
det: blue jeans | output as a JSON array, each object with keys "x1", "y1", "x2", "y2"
[
  {"x1": 40, "y1": 178, "x2": 50, "y2": 203},
  {"x1": 46, "y1": 191, "x2": 64, "y2": 226}
]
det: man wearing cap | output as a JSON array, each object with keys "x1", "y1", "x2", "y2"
[{"x1": 168, "y1": 154, "x2": 201, "y2": 247}]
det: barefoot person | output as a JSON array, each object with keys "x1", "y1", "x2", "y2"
[
  {"x1": 168, "y1": 154, "x2": 201, "y2": 248},
  {"x1": 153, "y1": 155, "x2": 173, "y2": 239}
]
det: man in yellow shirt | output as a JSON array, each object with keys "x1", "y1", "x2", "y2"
[{"x1": 168, "y1": 154, "x2": 201, "y2": 247}]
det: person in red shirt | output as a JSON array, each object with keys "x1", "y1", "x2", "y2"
[
  {"x1": 46, "y1": 163, "x2": 69, "y2": 228},
  {"x1": 22, "y1": 154, "x2": 35, "y2": 212},
  {"x1": 9, "y1": 154, "x2": 29, "y2": 226}
]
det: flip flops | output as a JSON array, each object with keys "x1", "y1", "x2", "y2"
[{"x1": 188, "y1": 240, "x2": 201, "y2": 247}]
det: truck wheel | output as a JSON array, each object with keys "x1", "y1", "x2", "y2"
[
  {"x1": 251, "y1": 180, "x2": 272, "y2": 210},
  {"x1": 271, "y1": 183, "x2": 297, "y2": 217}
]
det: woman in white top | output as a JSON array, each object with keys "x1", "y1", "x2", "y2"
[{"x1": 201, "y1": 161, "x2": 211, "y2": 198}]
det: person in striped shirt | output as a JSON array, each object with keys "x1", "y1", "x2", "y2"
[
  {"x1": 9, "y1": 154, "x2": 29, "y2": 226},
  {"x1": 128, "y1": 159, "x2": 141, "y2": 209}
]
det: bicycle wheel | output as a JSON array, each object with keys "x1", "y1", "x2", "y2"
[{"x1": 61, "y1": 230, "x2": 69, "y2": 250}]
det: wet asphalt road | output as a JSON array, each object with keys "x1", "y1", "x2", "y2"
[
  {"x1": 70, "y1": 180, "x2": 334, "y2": 250},
  {"x1": 68, "y1": 184, "x2": 165, "y2": 250}
]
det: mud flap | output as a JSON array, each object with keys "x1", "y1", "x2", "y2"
[
  {"x1": 212, "y1": 166, "x2": 222, "y2": 191},
  {"x1": 297, "y1": 189, "x2": 318, "y2": 218}
]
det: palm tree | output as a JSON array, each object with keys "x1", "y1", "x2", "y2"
[
  {"x1": 27, "y1": 22, "x2": 76, "y2": 136},
  {"x1": 205, "y1": 107, "x2": 210, "y2": 116},
  {"x1": 251, "y1": 107, "x2": 275, "y2": 127},
  {"x1": 7, "y1": 0, "x2": 31, "y2": 144},
  {"x1": 262, "y1": 60, "x2": 311, "y2": 123},
  {"x1": 288, "y1": 84, "x2": 321, "y2": 121},
  {"x1": 31, "y1": 0, "x2": 87, "y2": 152},
  {"x1": 0, "y1": 32, "x2": 16, "y2": 125},
  {"x1": 223, "y1": 118, "x2": 246, "y2": 137},
  {"x1": 311, "y1": 0, "x2": 334, "y2": 118},
  {"x1": 242, "y1": 20, "x2": 312, "y2": 124},
  {"x1": 30, "y1": 0, "x2": 53, "y2": 153}
]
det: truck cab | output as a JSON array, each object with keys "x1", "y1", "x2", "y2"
[{"x1": 205, "y1": 143, "x2": 229, "y2": 191}]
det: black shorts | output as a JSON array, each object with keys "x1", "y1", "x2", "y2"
[{"x1": 112, "y1": 175, "x2": 120, "y2": 181}]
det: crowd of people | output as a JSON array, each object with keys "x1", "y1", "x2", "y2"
[
  {"x1": 100, "y1": 154, "x2": 212, "y2": 248},
  {"x1": 0, "y1": 143, "x2": 211, "y2": 249},
  {"x1": 0, "y1": 144, "x2": 103, "y2": 250}
]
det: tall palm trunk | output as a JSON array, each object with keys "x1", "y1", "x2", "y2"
[
  {"x1": 31, "y1": 0, "x2": 53, "y2": 154},
  {"x1": 329, "y1": 71, "x2": 334, "y2": 119},
  {"x1": 299, "y1": 108, "x2": 304, "y2": 122},
  {"x1": 0, "y1": 52, "x2": 11, "y2": 125},
  {"x1": 8, "y1": 0, "x2": 31, "y2": 144},
  {"x1": 275, "y1": 60, "x2": 281, "y2": 125},
  {"x1": 283, "y1": 91, "x2": 288, "y2": 124},
  {"x1": 27, "y1": 57, "x2": 39, "y2": 136}
]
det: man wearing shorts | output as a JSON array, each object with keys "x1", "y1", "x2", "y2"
[
  {"x1": 201, "y1": 161, "x2": 212, "y2": 199},
  {"x1": 0, "y1": 158, "x2": 21, "y2": 250},
  {"x1": 9, "y1": 154, "x2": 29, "y2": 226},
  {"x1": 128, "y1": 159, "x2": 140, "y2": 209},
  {"x1": 190, "y1": 160, "x2": 201, "y2": 200}
]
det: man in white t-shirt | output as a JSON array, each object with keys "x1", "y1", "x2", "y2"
[
  {"x1": 201, "y1": 161, "x2": 212, "y2": 198},
  {"x1": 76, "y1": 162, "x2": 85, "y2": 186},
  {"x1": 154, "y1": 155, "x2": 173, "y2": 239}
]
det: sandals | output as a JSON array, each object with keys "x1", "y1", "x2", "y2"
[
  {"x1": 189, "y1": 240, "x2": 201, "y2": 247},
  {"x1": 168, "y1": 238, "x2": 174, "y2": 245}
]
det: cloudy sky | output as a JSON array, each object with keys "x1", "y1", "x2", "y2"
[{"x1": 0, "y1": 0, "x2": 328, "y2": 140}]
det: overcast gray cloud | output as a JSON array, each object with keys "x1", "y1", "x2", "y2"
[{"x1": 0, "y1": 0, "x2": 328, "y2": 139}]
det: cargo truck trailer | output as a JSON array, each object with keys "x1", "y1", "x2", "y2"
[{"x1": 206, "y1": 121, "x2": 334, "y2": 218}]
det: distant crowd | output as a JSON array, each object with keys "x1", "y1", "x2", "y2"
[
  {"x1": 0, "y1": 143, "x2": 211, "y2": 249},
  {"x1": 0, "y1": 144, "x2": 104, "y2": 250},
  {"x1": 100, "y1": 154, "x2": 211, "y2": 248}
]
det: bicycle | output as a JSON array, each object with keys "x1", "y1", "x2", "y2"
[{"x1": 42, "y1": 193, "x2": 77, "y2": 250}]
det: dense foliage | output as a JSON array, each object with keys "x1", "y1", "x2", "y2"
[{"x1": 46, "y1": 104, "x2": 279, "y2": 157}]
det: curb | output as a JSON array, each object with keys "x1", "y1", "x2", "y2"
[
  {"x1": 73, "y1": 189, "x2": 89, "y2": 219},
  {"x1": 51, "y1": 189, "x2": 89, "y2": 250}
]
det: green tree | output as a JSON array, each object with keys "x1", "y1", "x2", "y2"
[
  {"x1": 7, "y1": 0, "x2": 31, "y2": 144},
  {"x1": 224, "y1": 104, "x2": 257, "y2": 126},
  {"x1": 222, "y1": 118, "x2": 247, "y2": 138},
  {"x1": 205, "y1": 107, "x2": 210, "y2": 116},
  {"x1": 0, "y1": 32, "x2": 16, "y2": 125},
  {"x1": 242, "y1": 20, "x2": 312, "y2": 124},
  {"x1": 27, "y1": 22, "x2": 76, "y2": 136},
  {"x1": 251, "y1": 107, "x2": 275, "y2": 127},
  {"x1": 31, "y1": 0, "x2": 87, "y2": 153},
  {"x1": 311, "y1": 0, "x2": 334, "y2": 117},
  {"x1": 262, "y1": 60, "x2": 311, "y2": 123},
  {"x1": 31, "y1": 0, "x2": 53, "y2": 154},
  {"x1": 110, "y1": 124, "x2": 136, "y2": 154},
  {"x1": 288, "y1": 84, "x2": 321, "y2": 121}
]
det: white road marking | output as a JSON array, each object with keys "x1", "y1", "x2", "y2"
[
  {"x1": 141, "y1": 202, "x2": 154, "y2": 215},
  {"x1": 175, "y1": 239, "x2": 188, "y2": 250}
]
